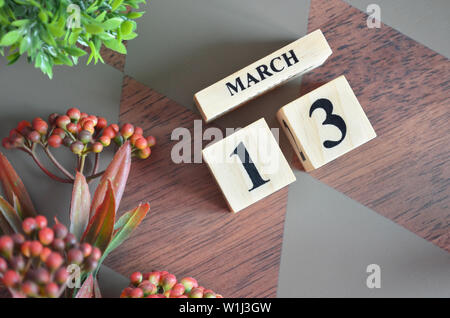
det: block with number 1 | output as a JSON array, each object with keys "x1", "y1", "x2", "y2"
[
  {"x1": 277, "y1": 75, "x2": 376, "y2": 172},
  {"x1": 202, "y1": 118, "x2": 296, "y2": 213}
]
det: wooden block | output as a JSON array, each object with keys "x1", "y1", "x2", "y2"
[
  {"x1": 277, "y1": 75, "x2": 376, "y2": 171},
  {"x1": 194, "y1": 29, "x2": 332, "y2": 122},
  {"x1": 202, "y1": 118, "x2": 296, "y2": 213}
]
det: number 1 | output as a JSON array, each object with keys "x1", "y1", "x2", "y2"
[{"x1": 230, "y1": 142, "x2": 269, "y2": 191}]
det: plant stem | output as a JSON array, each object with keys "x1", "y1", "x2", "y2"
[
  {"x1": 87, "y1": 170, "x2": 105, "y2": 182},
  {"x1": 19, "y1": 147, "x2": 73, "y2": 184},
  {"x1": 43, "y1": 146, "x2": 75, "y2": 181},
  {"x1": 79, "y1": 155, "x2": 86, "y2": 174}
]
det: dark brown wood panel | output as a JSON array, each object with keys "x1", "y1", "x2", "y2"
[
  {"x1": 104, "y1": 76, "x2": 289, "y2": 297},
  {"x1": 100, "y1": 45, "x2": 127, "y2": 72},
  {"x1": 297, "y1": 0, "x2": 449, "y2": 251}
]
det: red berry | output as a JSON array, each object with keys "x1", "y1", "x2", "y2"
[
  {"x1": 189, "y1": 287, "x2": 204, "y2": 298},
  {"x1": 56, "y1": 115, "x2": 71, "y2": 129},
  {"x1": 55, "y1": 268, "x2": 69, "y2": 284},
  {"x1": 48, "y1": 134, "x2": 62, "y2": 148},
  {"x1": 66, "y1": 108, "x2": 81, "y2": 121},
  {"x1": 80, "y1": 112, "x2": 88, "y2": 119},
  {"x1": 92, "y1": 142, "x2": 103, "y2": 153},
  {"x1": 204, "y1": 290, "x2": 216, "y2": 298},
  {"x1": 87, "y1": 115, "x2": 98, "y2": 126},
  {"x1": 0, "y1": 257, "x2": 7, "y2": 273},
  {"x1": 66, "y1": 122, "x2": 78, "y2": 134},
  {"x1": 22, "y1": 281, "x2": 39, "y2": 296},
  {"x1": 120, "y1": 123, "x2": 134, "y2": 139},
  {"x1": 102, "y1": 126, "x2": 116, "y2": 139},
  {"x1": 120, "y1": 287, "x2": 133, "y2": 298},
  {"x1": 48, "y1": 113, "x2": 59, "y2": 125},
  {"x1": 146, "y1": 271, "x2": 161, "y2": 286},
  {"x1": 64, "y1": 233, "x2": 77, "y2": 248},
  {"x1": 29, "y1": 241, "x2": 43, "y2": 257},
  {"x1": 40, "y1": 247, "x2": 52, "y2": 262},
  {"x1": 170, "y1": 283, "x2": 185, "y2": 297},
  {"x1": 0, "y1": 235, "x2": 14, "y2": 257},
  {"x1": 2, "y1": 137, "x2": 12, "y2": 149},
  {"x1": 27, "y1": 131, "x2": 41, "y2": 143},
  {"x1": 45, "y1": 282, "x2": 59, "y2": 298},
  {"x1": 32, "y1": 118, "x2": 48, "y2": 135},
  {"x1": 138, "y1": 147, "x2": 151, "y2": 159},
  {"x1": 52, "y1": 238, "x2": 65, "y2": 252},
  {"x1": 46, "y1": 252, "x2": 63, "y2": 270},
  {"x1": 90, "y1": 247, "x2": 101, "y2": 261},
  {"x1": 135, "y1": 137, "x2": 148, "y2": 150},
  {"x1": 78, "y1": 130, "x2": 92, "y2": 144},
  {"x1": 17, "y1": 120, "x2": 31, "y2": 134},
  {"x1": 80, "y1": 243, "x2": 92, "y2": 257},
  {"x1": 130, "y1": 272, "x2": 143, "y2": 286},
  {"x1": 52, "y1": 128, "x2": 66, "y2": 139},
  {"x1": 10, "y1": 255, "x2": 25, "y2": 272},
  {"x1": 53, "y1": 223, "x2": 68, "y2": 239},
  {"x1": 35, "y1": 215, "x2": 48, "y2": 229},
  {"x1": 38, "y1": 227, "x2": 54, "y2": 245},
  {"x1": 99, "y1": 135, "x2": 111, "y2": 147},
  {"x1": 84, "y1": 257, "x2": 98, "y2": 272},
  {"x1": 134, "y1": 127, "x2": 143, "y2": 136},
  {"x1": 111, "y1": 124, "x2": 119, "y2": 133},
  {"x1": 82, "y1": 120, "x2": 95, "y2": 134},
  {"x1": 21, "y1": 241, "x2": 31, "y2": 257},
  {"x1": 70, "y1": 141, "x2": 84, "y2": 154},
  {"x1": 146, "y1": 135, "x2": 156, "y2": 147},
  {"x1": 180, "y1": 277, "x2": 198, "y2": 293},
  {"x1": 161, "y1": 273, "x2": 177, "y2": 291},
  {"x1": 139, "y1": 281, "x2": 157, "y2": 296},
  {"x1": 129, "y1": 133, "x2": 142, "y2": 146},
  {"x1": 129, "y1": 288, "x2": 144, "y2": 298},
  {"x1": 11, "y1": 233, "x2": 25, "y2": 246},
  {"x1": 34, "y1": 268, "x2": 50, "y2": 284},
  {"x1": 22, "y1": 217, "x2": 37, "y2": 234},
  {"x1": 97, "y1": 117, "x2": 107, "y2": 129},
  {"x1": 68, "y1": 248, "x2": 84, "y2": 265},
  {"x1": 2, "y1": 270, "x2": 20, "y2": 287}
]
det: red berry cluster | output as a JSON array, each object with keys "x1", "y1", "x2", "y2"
[
  {"x1": 0, "y1": 215, "x2": 101, "y2": 298},
  {"x1": 120, "y1": 271, "x2": 222, "y2": 298},
  {"x1": 2, "y1": 108, "x2": 156, "y2": 159}
]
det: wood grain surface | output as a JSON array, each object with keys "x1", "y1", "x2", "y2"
[
  {"x1": 297, "y1": 0, "x2": 449, "y2": 251},
  {"x1": 103, "y1": 76, "x2": 289, "y2": 297}
]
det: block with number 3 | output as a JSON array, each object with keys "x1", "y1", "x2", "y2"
[
  {"x1": 202, "y1": 118, "x2": 296, "y2": 213},
  {"x1": 277, "y1": 75, "x2": 376, "y2": 171}
]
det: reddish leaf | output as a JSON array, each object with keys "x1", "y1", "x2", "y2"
[
  {"x1": 96, "y1": 203, "x2": 150, "y2": 272},
  {"x1": 75, "y1": 274, "x2": 94, "y2": 298},
  {"x1": 81, "y1": 180, "x2": 115, "y2": 252},
  {"x1": 0, "y1": 196, "x2": 22, "y2": 233},
  {"x1": 70, "y1": 172, "x2": 91, "y2": 241},
  {"x1": 0, "y1": 152, "x2": 36, "y2": 218},
  {"x1": 93, "y1": 278, "x2": 102, "y2": 298},
  {"x1": 90, "y1": 142, "x2": 131, "y2": 218}
]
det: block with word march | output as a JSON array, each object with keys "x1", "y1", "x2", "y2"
[
  {"x1": 202, "y1": 118, "x2": 296, "y2": 213},
  {"x1": 277, "y1": 75, "x2": 376, "y2": 172},
  {"x1": 194, "y1": 29, "x2": 332, "y2": 122}
]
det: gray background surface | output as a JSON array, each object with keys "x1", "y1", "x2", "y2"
[{"x1": 0, "y1": 0, "x2": 448, "y2": 297}]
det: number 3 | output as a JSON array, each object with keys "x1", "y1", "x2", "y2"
[{"x1": 309, "y1": 98, "x2": 347, "y2": 149}]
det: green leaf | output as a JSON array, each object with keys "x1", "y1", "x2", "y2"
[
  {"x1": 89, "y1": 142, "x2": 131, "y2": 218},
  {"x1": 122, "y1": 32, "x2": 138, "y2": 41},
  {"x1": 95, "y1": 11, "x2": 107, "y2": 22},
  {"x1": 85, "y1": 24, "x2": 104, "y2": 35},
  {"x1": 126, "y1": 11, "x2": 145, "y2": 19},
  {"x1": 120, "y1": 20, "x2": 133, "y2": 35},
  {"x1": 0, "y1": 30, "x2": 21, "y2": 46},
  {"x1": 7, "y1": 52, "x2": 20, "y2": 65},
  {"x1": 48, "y1": 17, "x2": 66, "y2": 38},
  {"x1": 70, "y1": 173, "x2": 91, "y2": 241},
  {"x1": 81, "y1": 180, "x2": 115, "y2": 252},
  {"x1": 0, "y1": 0, "x2": 4, "y2": 8},
  {"x1": 11, "y1": 19, "x2": 29, "y2": 27},
  {"x1": 64, "y1": 46, "x2": 87, "y2": 57},
  {"x1": 103, "y1": 39, "x2": 127, "y2": 54},
  {"x1": 0, "y1": 152, "x2": 36, "y2": 217},
  {"x1": 102, "y1": 17, "x2": 123, "y2": 30},
  {"x1": 0, "y1": 196, "x2": 22, "y2": 233},
  {"x1": 111, "y1": 0, "x2": 124, "y2": 11},
  {"x1": 19, "y1": 36, "x2": 31, "y2": 54},
  {"x1": 96, "y1": 203, "x2": 150, "y2": 274}
]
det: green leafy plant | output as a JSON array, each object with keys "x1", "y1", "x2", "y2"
[{"x1": 0, "y1": 0, "x2": 146, "y2": 78}]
